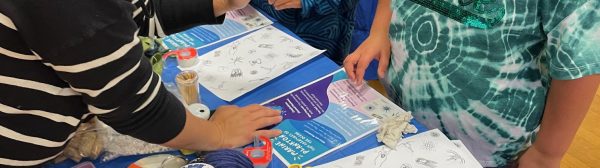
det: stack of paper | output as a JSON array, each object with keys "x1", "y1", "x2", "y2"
[
  {"x1": 188, "y1": 25, "x2": 324, "y2": 101},
  {"x1": 315, "y1": 129, "x2": 483, "y2": 168}
]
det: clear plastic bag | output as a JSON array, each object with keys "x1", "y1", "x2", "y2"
[
  {"x1": 54, "y1": 118, "x2": 104, "y2": 163},
  {"x1": 97, "y1": 121, "x2": 175, "y2": 162}
]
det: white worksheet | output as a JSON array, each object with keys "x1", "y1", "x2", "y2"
[
  {"x1": 191, "y1": 25, "x2": 324, "y2": 101},
  {"x1": 315, "y1": 129, "x2": 483, "y2": 168}
]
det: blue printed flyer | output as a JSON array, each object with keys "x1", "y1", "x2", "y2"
[
  {"x1": 262, "y1": 69, "x2": 409, "y2": 166},
  {"x1": 162, "y1": 6, "x2": 273, "y2": 49}
]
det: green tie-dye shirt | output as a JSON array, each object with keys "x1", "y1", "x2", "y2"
[{"x1": 384, "y1": 0, "x2": 600, "y2": 166}]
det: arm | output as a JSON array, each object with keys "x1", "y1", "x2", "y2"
[
  {"x1": 153, "y1": 0, "x2": 250, "y2": 35},
  {"x1": 519, "y1": 75, "x2": 600, "y2": 168},
  {"x1": 269, "y1": 0, "x2": 352, "y2": 17},
  {"x1": 164, "y1": 105, "x2": 283, "y2": 150},
  {"x1": 22, "y1": 0, "x2": 280, "y2": 151},
  {"x1": 343, "y1": 0, "x2": 391, "y2": 85}
]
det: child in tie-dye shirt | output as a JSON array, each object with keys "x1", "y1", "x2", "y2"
[{"x1": 345, "y1": 0, "x2": 600, "y2": 167}]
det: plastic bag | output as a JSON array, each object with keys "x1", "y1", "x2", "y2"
[
  {"x1": 54, "y1": 118, "x2": 104, "y2": 163},
  {"x1": 97, "y1": 121, "x2": 175, "y2": 162}
]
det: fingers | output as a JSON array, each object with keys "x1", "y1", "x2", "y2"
[
  {"x1": 275, "y1": 0, "x2": 301, "y2": 10},
  {"x1": 377, "y1": 51, "x2": 390, "y2": 79},
  {"x1": 255, "y1": 129, "x2": 282, "y2": 138},
  {"x1": 240, "y1": 104, "x2": 265, "y2": 112},
  {"x1": 254, "y1": 115, "x2": 283, "y2": 128},
  {"x1": 268, "y1": 0, "x2": 275, "y2": 5},
  {"x1": 355, "y1": 53, "x2": 373, "y2": 85},
  {"x1": 251, "y1": 109, "x2": 281, "y2": 121},
  {"x1": 344, "y1": 52, "x2": 359, "y2": 83},
  {"x1": 272, "y1": 0, "x2": 291, "y2": 7}
]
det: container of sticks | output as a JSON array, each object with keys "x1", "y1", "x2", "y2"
[{"x1": 175, "y1": 70, "x2": 201, "y2": 105}]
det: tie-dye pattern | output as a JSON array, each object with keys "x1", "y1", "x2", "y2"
[{"x1": 384, "y1": 0, "x2": 600, "y2": 166}]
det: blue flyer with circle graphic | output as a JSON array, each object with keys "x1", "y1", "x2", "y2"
[{"x1": 262, "y1": 69, "x2": 409, "y2": 166}]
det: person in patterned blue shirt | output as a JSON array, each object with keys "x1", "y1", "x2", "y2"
[
  {"x1": 345, "y1": 0, "x2": 600, "y2": 167},
  {"x1": 250, "y1": 0, "x2": 360, "y2": 65}
]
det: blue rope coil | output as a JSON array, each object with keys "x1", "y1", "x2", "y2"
[{"x1": 204, "y1": 149, "x2": 254, "y2": 168}]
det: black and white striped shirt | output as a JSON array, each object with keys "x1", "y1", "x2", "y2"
[{"x1": 0, "y1": 0, "x2": 222, "y2": 167}]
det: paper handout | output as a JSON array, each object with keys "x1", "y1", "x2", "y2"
[
  {"x1": 190, "y1": 25, "x2": 324, "y2": 101},
  {"x1": 315, "y1": 129, "x2": 483, "y2": 168},
  {"x1": 162, "y1": 5, "x2": 273, "y2": 49}
]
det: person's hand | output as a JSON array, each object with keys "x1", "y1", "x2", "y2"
[
  {"x1": 517, "y1": 145, "x2": 562, "y2": 168},
  {"x1": 225, "y1": 0, "x2": 251, "y2": 10},
  {"x1": 268, "y1": 0, "x2": 302, "y2": 10},
  {"x1": 209, "y1": 104, "x2": 283, "y2": 148},
  {"x1": 343, "y1": 34, "x2": 391, "y2": 85}
]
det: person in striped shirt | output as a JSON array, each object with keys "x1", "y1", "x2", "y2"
[{"x1": 0, "y1": 0, "x2": 282, "y2": 167}]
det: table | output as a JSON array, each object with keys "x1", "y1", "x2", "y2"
[{"x1": 48, "y1": 18, "x2": 427, "y2": 168}]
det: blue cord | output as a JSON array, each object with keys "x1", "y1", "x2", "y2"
[{"x1": 204, "y1": 149, "x2": 254, "y2": 168}]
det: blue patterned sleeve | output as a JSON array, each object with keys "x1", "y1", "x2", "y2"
[
  {"x1": 300, "y1": 0, "x2": 342, "y2": 17},
  {"x1": 543, "y1": 0, "x2": 600, "y2": 80}
]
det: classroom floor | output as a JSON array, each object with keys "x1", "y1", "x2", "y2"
[{"x1": 367, "y1": 81, "x2": 600, "y2": 167}]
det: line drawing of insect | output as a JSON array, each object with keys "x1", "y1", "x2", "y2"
[
  {"x1": 264, "y1": 53, "x2": 278, "y2": 59},
  {"x1": 246, "y1": 37, "x2": 257, "y2": 43},
  {"x1": 230, "y1": 68, "x2": 243, "y2": 79},
  {"x1": 280, "y1": 36, "x2": 293, "y2": 43},
  {"x1": 249, "y1": 58, "x2": 262, "y2": 66},
  {"x1": 230, "y1": 56, "x2": 244, "y2": 65},
  {"x1": 353, "y1": 155, "x2": 365, "y2": 166},
  {"x1": 415, "y1": 158, "x2": 438, "y2": 168},
  {"x1": 286, "y1": 53, "x2": 303, "y2": 58},
  {"x1": 249, "y1": 77, "x2": 270, "y2": 83},
  {"x1": 446, "y1": 150, "x2": 466, "y2": 164},
  {"x1": 265, "y1": 27, "x2": 274, "y2": 31},
  {"x1": 399, "y1": 141, "x2": 415, "y2": 153},
  {"x1": 400, "y1": 163, "x2": 412, "y2": 168},
  {"x1": 202, "y1": 60, "x2": 213, "y2": 66},
  {"x1": 249, "y1": 70, "x2": 258, "y2": 75},
  {"x1": 260, "y1": 66, "x2": 274, "y2": 74},
  {"x1": 216, "y1": 81, "x2": 226, "y2": 90},
  {"x1": 261, "y1": 33, "x2": 271, "y2": 39},
  {"x1": 248, "y1": 49, "x2": 257, "y2": 54},
  {"x1": 373, "y1": 148, "x2": 390, "y2": 168},
  {"x1": 293, "y1": 45, "x2": 304, "y2": 50},
  {"x1": 258, "y1": 44, "x2": 274, "y2": 49},
  {"x1": 422, "y1": 141, "x2": 436, "y2": 152}
]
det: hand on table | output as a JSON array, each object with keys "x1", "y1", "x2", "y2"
[
  {"x1": 209, "y1": 104, "x2": 283, "y2": 148},
  {"x1": 268, "y1": 0, "x2": 302, "y2": 10},
  {"x1": 343, "y1": 35, "x2": 391, "y2": 85},
  {"x1": 517, "y1": 145, "x2": 562, "y2": 168}
]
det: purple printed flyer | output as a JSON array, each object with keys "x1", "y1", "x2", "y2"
[{"x1": 262, "y1": 69, "x2": 408, "y2": 166}]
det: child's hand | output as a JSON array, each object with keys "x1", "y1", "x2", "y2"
[
  {"x1": 268, "y1": 0, "x2": 302, "y2": 10},
  {"x1": 343, "y1": 35, "x2": 391, "y2": 85},
  {"x1": 518, "y1": 145, "x2": 561, "y2": 168}
]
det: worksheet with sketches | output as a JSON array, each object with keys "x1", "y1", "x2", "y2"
[
  {"x1": 315, "y1": 129, "x2": 483, "y2": 168},
  {"x1": 189, "y1": 25, "x2": 324, "y2": 101},
  {"x1": 162, "y1": 5, "x2": 273, "y2": 49},
  {"x1": 261, "y1": 69, "x2": 413, "y2": 166}
]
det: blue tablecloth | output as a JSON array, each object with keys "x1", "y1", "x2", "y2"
[{"x1": 48, "y1": 18, "x2": 428, "y2": 168}]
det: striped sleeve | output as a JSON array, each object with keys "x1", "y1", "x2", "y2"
[{"x1": 20, "y1": 0, "x2": 186, "y2": 144}]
